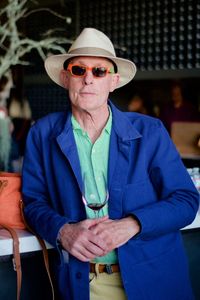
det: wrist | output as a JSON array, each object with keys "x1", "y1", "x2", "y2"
[{"x1": 126, "y1": 215, "x2": 141, "y2": 235}]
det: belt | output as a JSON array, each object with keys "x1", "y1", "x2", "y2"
[{"x1": 90, "y1": 263, "x2": 120, "y2": 274}]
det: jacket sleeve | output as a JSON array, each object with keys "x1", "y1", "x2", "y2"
[
  {"x1": 22, "y1": 123, "x2": 68, "y2": 247},
  {"x1": 133, "y1": 120, "x2": 199, "y2": 239}
]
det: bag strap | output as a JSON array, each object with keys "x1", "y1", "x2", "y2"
[
  {"x1": 34, "y1": 235, "x2": 55, "y2": 300},
  {"x1": 0, "y1": 179, "x2": 8, "y2": 195},
  {"x1": 20, "y1": 200, "x2": 55, "y2": 300},
  {"x1": 0, "y1": 224, "x2": 22, "y2": 300}
]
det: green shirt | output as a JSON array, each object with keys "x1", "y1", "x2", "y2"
[{"x1": 71, "y1": 109, "x2": 117, "y2": 263}]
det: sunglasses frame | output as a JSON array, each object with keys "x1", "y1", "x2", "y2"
[{"x1": 67, "y1": 63, "x2": 115, "y2": 78}]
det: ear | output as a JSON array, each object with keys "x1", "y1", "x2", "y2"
[
  {"x1": 60, "y1": 70, "x2": 69, "y2": 89},
  {"x1": 109, "y1": 74, "x2": 120, "y2": 92}
]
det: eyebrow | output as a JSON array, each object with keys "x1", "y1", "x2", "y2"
[{"x1": 72, "y1": 61, "x2": 112, "y2": 67}]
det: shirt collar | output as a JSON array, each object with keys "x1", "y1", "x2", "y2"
[{"x1": 71, "y1": 106, "x2": 112, "y2": 136}]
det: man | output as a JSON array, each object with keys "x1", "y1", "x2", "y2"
[{"x1": 22, "y1": 28, "x2": 199, "y2": 300}]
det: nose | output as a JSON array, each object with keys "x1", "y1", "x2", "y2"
[{"x1": 83, "y1": 70, "x2": 94, "y2": 85}]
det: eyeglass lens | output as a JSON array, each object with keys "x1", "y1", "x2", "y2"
[{"x1": 71, "y1": 66, "x2": 108, "y2": 77}]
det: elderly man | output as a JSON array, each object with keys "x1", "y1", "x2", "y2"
[{"x1": 22, "y1": 28, "x2": 199, "y2": 300}]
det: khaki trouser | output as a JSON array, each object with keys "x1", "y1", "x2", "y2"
[{"x1": 89, "y1": 267, "x2": 127, "y2": 300}]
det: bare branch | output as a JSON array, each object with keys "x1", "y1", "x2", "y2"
[
  {"x1": 23, "y1": 7, "x2": 67, "y2": 21},
  {"x1": 0, "y1": 0, "x2": 72, "y2": 78}
]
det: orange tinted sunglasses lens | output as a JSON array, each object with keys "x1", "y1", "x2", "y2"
[{"x1": 67, "y1": 64, "x2": 114, "y2": 77}]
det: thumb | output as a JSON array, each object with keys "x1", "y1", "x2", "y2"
[{"x1": 86, "y1": 215, "x2": 109, "y2": 228}]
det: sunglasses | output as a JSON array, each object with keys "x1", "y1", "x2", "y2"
[{"x1": 67, "y1": 63, "x2": 115, "y2": 78}]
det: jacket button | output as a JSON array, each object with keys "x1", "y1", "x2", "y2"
[{"x1": 76, "y1": 272, "x2": 82, "y2": 279}]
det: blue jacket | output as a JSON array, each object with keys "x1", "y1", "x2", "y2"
[{"x1": 22, "y1": 101, "x2": 199, "y2": 300}]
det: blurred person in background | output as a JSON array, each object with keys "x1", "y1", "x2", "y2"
[
  {"x1": 160, "y1": 81, "x2": 200, "y2": 133},
  {"x1": 127, "y1": 92, "x2": 155, "y2": 116},
  {"x1": 8, "y1": 88, "x2": 32, "y2": 172}
]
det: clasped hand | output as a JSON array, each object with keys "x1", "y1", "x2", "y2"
[{"x1": 59, "y1": 216, "x2": 140, "y2": 262}]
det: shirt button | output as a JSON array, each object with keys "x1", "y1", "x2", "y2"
[{"x1": 76, "y1": 272, "x2": 82, "y2": 279}]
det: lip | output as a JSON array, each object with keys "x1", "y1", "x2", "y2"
[{"x1": 80, "y1": 91, "x2": 96, "y2": 95}]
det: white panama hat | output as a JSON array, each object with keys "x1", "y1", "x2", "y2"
[{"x1": 45, "y1": 28, "x2": 137, "y2": 89}]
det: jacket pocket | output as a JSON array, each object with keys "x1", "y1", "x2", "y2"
[{"x1": 122, "y1": 177, "x2": 158, "y2": 213}]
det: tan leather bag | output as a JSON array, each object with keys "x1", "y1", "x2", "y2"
[
  {"x1": 0, "y1": 172, "x2": 54, "y2": 300},
  {"x1": 0, "y1": 172, "x2": 25, "y2": 229}
]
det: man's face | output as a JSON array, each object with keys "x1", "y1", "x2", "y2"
[{"x1": 60, "y1": 56, "x2": 120, "y2": 113}]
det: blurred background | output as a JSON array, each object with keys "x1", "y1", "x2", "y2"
[{"x1": 0, "y1": 0, "x2": 200, "y2": 171}]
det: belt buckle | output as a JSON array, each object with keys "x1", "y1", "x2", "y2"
[{"x1": 105, "y1": 264, "x2": 113, "y2": 274}]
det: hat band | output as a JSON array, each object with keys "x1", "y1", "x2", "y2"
[{"x1": 68, "y1": 47, "x2": 116, "y2": 58}]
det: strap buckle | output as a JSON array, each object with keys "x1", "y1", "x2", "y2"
[{"x1": 105, "y1": 264, "x2": 113, "y2": 274}]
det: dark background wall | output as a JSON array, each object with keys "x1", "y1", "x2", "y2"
[{"x1": 19, "y1": 0, "x2": 200, "y2": 120}]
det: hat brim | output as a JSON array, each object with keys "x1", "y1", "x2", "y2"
[{"x1": 44, "y1": 53, "x2": 137, "y2": 89}]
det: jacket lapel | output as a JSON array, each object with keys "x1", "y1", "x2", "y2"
[
  {"x1": 52, "y1": 103, "x2": 142, "y2": 219},
  {"x1": 56, "y1": 112, "x2": 83, "y2": 192},
  {"x1": 108, "y1": 102, "x2": 142, "y2": 218}
]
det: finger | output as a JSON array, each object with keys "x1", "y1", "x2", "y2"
[
  {"x1": 89, "y1": 233, "x2": 108, "y2": 251},
  {"x1": 85, "y1": 241, "x2": 106, "y2": 258},
  {"x1": 72, "y1": 247, "x2": 94, "y2": 262},
  {"x1": 90, "y1": 219, "x2": 112, "y2": 234},
  {"x1": 71, "y1": 238, "x2": 107, "y2": 261},
  {"x1": 85, "y1": 215, "x2": 109, "y2": 229}
]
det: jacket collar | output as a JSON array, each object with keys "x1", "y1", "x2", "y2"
[
  {"x1": 109, "y1": 101, "x2": 142, "y2": 141},
  {"x1": 50, "y1": 101, "x2": 142, "y2": 141}
]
